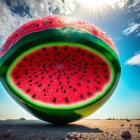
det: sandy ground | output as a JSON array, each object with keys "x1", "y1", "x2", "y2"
[{"x1": 0, "y1": 119, "x2": 140, "y2": 140}]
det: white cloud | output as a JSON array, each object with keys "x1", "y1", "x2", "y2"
[
  {"x1": 126, "y1": 52, "x2": 140, "y2": 66},
  {"x1": 123, "y1": 22, "x2": 140, "y2": 35},
  {"x1": 0, "y1": 0, "x2": 77, "y2": 48}
]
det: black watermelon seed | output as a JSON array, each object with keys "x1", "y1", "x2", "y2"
[
  {"x1": 37, "y1": 61, "x2": 39, "y2": 63},
  {"x1": 69, "y1": 86, "x2": 72, "y2": 89},
  {"x1": 48, "y1": 84, "x2": 50, "y2": 87},
  {"x1": 74, "y1": 64, "x2": 76, "y2": 66},
  {"x1": 35, "y1": 81, "x2": 38, "y2": 84},
  {"x1": 36, "y1": 53, "x2": 40, "y2": 56},
  {"x1": 54, "y1": 54, "x2": 57, "y2": 57},
  {"x1": 27, "y1": 89, "x2": 30, "y2": 92},
  {"x1": 38, "y1": 84, "x2": 41, "y2": 87},
  {"x1": 94, "y1": 67, "x2": 98, "y2": 70},
  {"x1": 31, "y1": 56, "x2": 34, "y2": 59},
  {"x1": 30, "y1": 64, "x2": 32, "y2": 66},
  {"x1": 32, "y1": 94, "x2": 36, "y2": 98},
  {"x1": 85, "y1": 63, "x2": 88, "y2": 66},
  {"x1": 80, "y1": 94, "x2": 83, "y2": 98},
  {"x1": 24, "y1": 58, "x2": 27, "y2": 60},
  {"x1": 67, "y1": 69, "x2": 70, "y2": 71},
  {"x1": 97, "y1": 61, "x2": 100, "y2": 64},
  {"x1": 82, "y1": 75, "x2": 85, "y2": 77},
  {"x1": 94, "y1": 79, "x2": 96, "y2": 81},
  {"x1": 29, "y1": 84, "x2": 32, "y2": 86},
  {"x1": 18, "y1": 65, "x2": 21, "y2": 67},
  {"x1": 73, "y1": 88, "x2": 76, "y2": 92},
  {"x1": 64, "y1": 73, "x2": 66, "y2": 75},
  {"x1": 83, "y1": 67, "x2": 86, "y2": 69},
  {"x1": 44, "y1": 94, "x2": 46, "y2": 96},
  {"x1": 67, "y1": 81, "x2": 70, "y2": 84},
  {"x1": 78, "y1": 83, "x2": 81, "y2": 86},
  {"x1": 74, "y1": 72, "x2": 77, "y2": 74},
  {"x1": 46, "y1": 71, "x2": 49, "y2": 73},
  {"x1": 95, "y1": 87, "x2": 98, "y2": 89},
  {"x1": 61, "y1": 86, "x2": 63, "y2": 89},
  {"x1": 53, "y1": 98, "x2": 56, "y2": 102},
  {"x1": 41, "y1": 72, "x2": 44, "y2": 75},
  {"x1": 72, "y1": 59, "x2": 75, "y2": 61},
  {"x1": 48, "y1": 59, "x2": 50, "y2": 61},
  {"x1": 70, "y1": 73, "x2": 73, "y2": 75},
  {"x1": 25, "y1": 69, "x2": 28, "y2": 71},
  {"x1": 14, "y1": 72, "x2": 17, "y2": 75},
  {"x1": 50, "y1": 80, "x2": 52, "y2": 82},
  {"x1": 87, "y1": 80, "x2": 90, "y2": 82},
  {"x1": 89, "y1": 54, "x2": 91, "y2": 57},
  {"x1": 83, "y1": 71, "x2": 87, "y2": 73},
  {"x1": 94, "y1": 72, "x2": 97, "y2": 74},
  {"x1": 72, "y1": 67, "x2": 75, "y2": 69},
  {"x1": 91, "y1": 63, "x2": 94, "y2": 65},
  {"x1": 43, "y1": 89, "x2": 46, "y2": 92},
  {"x1": 61, "y1": 60, "x2": 64, "y2": 62},
  {"x1": 64, "y1": 56, "x2": 67, "y2": 59},
  {"x1": 68, "y1": 63, "x2": 71, "y2": 64},
  {"x1": 87, "y1": 86, "x2": 89, "y2": 88},
  {"x1": 82, "y1": 59, "x2": 85, "y2": 61},
  {"x1": 34, "y1": 72, "x2": 36, "y2": 74},
  {"x1": 79, "y1": 77, "x2": 82, "y2": 79},
  {"x1": 104, "y1": 70, "x2": 108, "y2": 73},
  {"x1": 29, "y1": 80, "x2": 32, "y2": 82},
  {"x1": 46, "y1": 53, "x2": 48, "y2": 56},
  {"x1": 67, "y1": 76, "x2": 70, "y2": 79},
  {"x1": 92, "y1": 56, "x2": 94, "y2": 59},
  {"x1": 24, "y1": 72, "x2": 28, "y2": 75},
  {"x1": 57, "y1": 77, "x2": 60, "y2": 80},
  {"x1": 42, "y1": 48, "x2": 46, "y2": 51},
  {"x1": 39, "y1": 69, "x2": 42, "y2": 71},
  {"x1": 49, "y1": 75, "x2": 52, "y2": 78},
  {"x1": 53, "y1": 73, "x2": 56, "y2": 75},
  {"x1": 17, "y1": 82, "x2": 20, "y2": 85},
  {"x1": 64, "y1": 46, "x2": 68, "y2": 50},
  {"x1": 97, "y1": 82, "x2": 100, "y2": 84},
  {"x1": 35, "y1": 75, "x2": 38, "y2": 78},
  {"x1": 97, "y1": 75, "x2": 99, "y2": 78},
  {"x1": 73, "y1": 55, "x2": 76, "y2": 57},
  {"x1": 43, "y1": 63, "x2": 46, "y2": 65},
  {"x1": 77, "y1": 49, "x2": 80, "y2": 52},
  {"x1": 87, "y1": 92, "x2": 91, "y2": 95},
  {"x1": 64, "y1": 90, "x2": 66, "y2": 93},
  {"x1": 57, "y1": 52, "x2": 59, "y2": 55},
  {"x1": 31, "y1": 68, "x2": 34, "y2": 71},
  {"x1": 44, "y1": 69, "x2": 46, "y2": 71},
  {"x1": 78, "y1": 62, "x2": 81, "y2": 64},
  {"x1": 79, "y1": 66, "x2": 82, "y2": 67},
  {"x1": 56, "y1": 89, "x2": 58, "y2": 92},
  {"x1": 78, "y1": 69, "x2": 81, "y2": 71},
  {"x1": 54, "y1": 47, "x2": 57, "y2": 50},
  {"x1": 65, "y1": 97, "x2": 68, "y2": 102},
  {"x1": 102, "y1": 63, "x2": 106, "y2": 66},
  {"x1": 105, "y1": 76, "x2": 108, "y2": 79},
  {"x1": 30, "y1": 60, "x2": 32, "y2": 62},
  {"x1": 82, "y1": 52, "x2": 85, "y2": 55},
  {"x1": 58, "y1": 70, "x2": 60, "y2": 73},
  {"x1": 59, "y1": 82, "x2": 62, "y2": 85},
  {"x1": 41, "y1": 60, "x2": 43, "y2": 62}
]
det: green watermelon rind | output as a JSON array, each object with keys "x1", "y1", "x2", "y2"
[{"x1": 6, "y1": 42, "x2": 115, "y2": 110}]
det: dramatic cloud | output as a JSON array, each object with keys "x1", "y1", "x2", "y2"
[
  {"x1": 126, "y1": 52, "x2": 140, "y2": 66},
  {"x1": 0, "y1": 0, "x2": 77, "y2": 48},
  {"x1": 123, "y1": 22, "x2": 140, "y2": 35}
]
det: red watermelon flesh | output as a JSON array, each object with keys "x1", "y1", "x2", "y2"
[{"x1": 7, "y1": 43, "x2": 112, "y2": 108}]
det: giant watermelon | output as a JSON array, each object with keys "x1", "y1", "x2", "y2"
[{"x1": 0, "y1": 16, "x2": 121, "y2": 124}]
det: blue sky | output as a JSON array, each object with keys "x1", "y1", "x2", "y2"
[{"x1": 0, "y1": 0, "x2": 140, "y2": 120}]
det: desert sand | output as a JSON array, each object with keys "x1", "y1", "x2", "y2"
[{"x1": 0, "y1": 119, "x2": 140, "y2": 140}]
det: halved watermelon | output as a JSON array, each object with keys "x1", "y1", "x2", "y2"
[{"x1": 0, "y1": 16, "x2": 121, "y2": 124}]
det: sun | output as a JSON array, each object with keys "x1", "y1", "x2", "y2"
[{"x1": 78, "y1": 0, "x2": 120, "y2": 8}]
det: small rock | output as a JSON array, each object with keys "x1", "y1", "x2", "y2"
[
  {"x1": 126, "y1": 119, "x2": 130, "y2": 122},
  {"x1": 138, "y1": 128, "x2": 140, "y2": 133},
  {"x1": 121, "y1": 124, "x2": 124, "y2": 126},
  {"x1": 74, "y1": 134, "x2": 80, "y2": 139},
  {"x1": 41, "y1": 134, "x2": 46, "y2": 139},
  {"x1": 19, "y1": 117, "x2": 26, "y2": 120},
  {"x1": 121, "y1": 131, "x2": 131, "y2": 139},
  {"x1": 67, "y1": 133, "x2": 74, "y2": 139},
  {"x1": 80, "y1": 134, "x2": 86, "y2": 138},
  {"x1": 3, "y1": 130, "x2": 12, "y2": 138}
]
